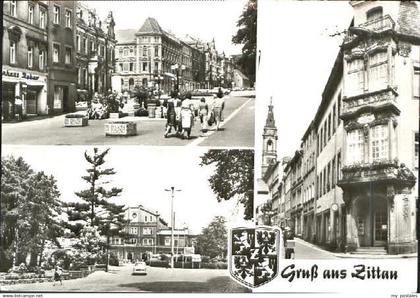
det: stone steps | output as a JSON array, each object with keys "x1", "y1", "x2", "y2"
[{"x1": 351, "y1": 247, "x2": 387, "y2": 255}]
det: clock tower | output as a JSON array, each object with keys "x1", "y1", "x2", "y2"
[{"x1": 262, "y1": 97, "x2": 278, "y2": 177}]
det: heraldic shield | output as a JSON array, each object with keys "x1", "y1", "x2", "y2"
[{"x1": 229, "y1": 226, "x2": 280, "y2": 288}]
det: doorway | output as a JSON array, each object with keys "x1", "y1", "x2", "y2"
[{"x1": 373, "y1": 198, "x2": 388, "y2": 246}]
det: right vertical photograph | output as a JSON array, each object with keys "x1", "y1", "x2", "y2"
[{"x1": 255, "y1": 0, "x2": 419, "y2": 259}]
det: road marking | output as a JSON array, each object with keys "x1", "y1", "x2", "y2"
[{"x1": 186, "y1": 97, "x2": 254, "y2": 147}]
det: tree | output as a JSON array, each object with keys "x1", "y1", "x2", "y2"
[
  {"x1": 1, "y1": 156, "x2": 63, "y2": 271},
  {"x1": 196, "y1": 216, "x2": 227, "y2": 259},
  {"x1": 200, "y1": 150, "x2": 254, "y2": 220},
  {"x1": 232, "y1": 0, "x2": 257, "y2": 86}
]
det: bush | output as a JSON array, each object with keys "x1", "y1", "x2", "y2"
[{"x1": 201, "y1": 262, "x2": 227, "y2": 269}]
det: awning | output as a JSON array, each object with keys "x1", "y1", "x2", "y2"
[
  {"x1": 26, "y1": 80, "x2": 46, "y2": 87},
  {"x1": 163, "y1": 72, "x2": 176, "y2": 79}
]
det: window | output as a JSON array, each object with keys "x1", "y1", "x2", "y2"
[
  {"x1": 347, "y1": 59, "x2": 364, "y2": 96},
  {"x1": 366, "y1": 7, "x2": 383, "y2": 22},
  {"x1": 123, "y1": 63, "x2": 128, "y2": 72},
  {"x1": 27, "y1": 46, "x2": 33, "y2": 68},
  {"x1": 84, "y1": 38, "x2": 88, "y2": 54},
  {"x1": 415, "y1": 133, "x2": 419, "y2": 169},
  {"x1": 119, "y1": 49, "x2": 123, "y2": 57},
  {"x1": 332, "y1": 104, "x2": 336, "y2": 134},
  {"x1": 53, "y1": 5, "x2": 60, "y2": 24},
  {"x1": 154, "y1": 46, "x2": 159, "y2": 57},
  {"x1": 164, "y1": 238, "x2": 170, "y2": 246},
  {"x1": 129, "y1": 63, "x2": 134, "y2": 72},
  {"x1": 65, "y1": 47, "x2": 71, "y2": 64},
  {"x1": 10, "y1": 0, "x2": 16, "y2": 17},
  {"x1": 65, "y1": 9, "x2": 72, "y2": 27},
  {"x1": 323, "y1": 167, "x2": 327, "y2": 195},
  {"x1": 119, "y1": 63, "x2": 123, "y2": 72},
  {"x1": 337, "y1": 152, "x2": 341, "y2": 181},
  {"x1": 53, "y1": 44, "x2": 60, "y2": 63},
  {"x1": 130, "y1": 48, "x2": 134, "y2": 55},
  {"x1": 40, "y1": 9, "x2": 46, "y2": 29},
  {"x1": 76, "y1": 35, "x2": 80, "y2": 52},
  {"x1": 28, "y1": 5, "x2": 34, "y2": 24},
  {"x1": 327, "y1": 113, "x2": 331, "y2": 140},
  {"x1": 337, "y1": 93, "x2": 341, "y2": 124},
  {"x1": 371, "y1": 125, "x2": 389, "y2": 161},
  {"x1": 83, "y1": 68, "x2": 88, "y2": 85},
  {"x1": 142, "y1": 239, "x2": 153, "y2": 246},
  {"x1": 331, "y1": 157, "x2": 336, "y2": 187},
  {"x1": 154, "y1": 36, "x2": 159, "y2": 43},
  {"x1": 368, "y1": 51, "x2": 387, "y2": 91},
  {"x1": 142, "y1": 62, "x2": 148, "y2": 72},
  {"x1": 155, "y1": 62, "x2": 159, "y2": 72},
  {"x1": 326, "y1": 162, "x2": 331, "y2": 192},
  {"x1": 130, "y1": 227, "x2": 138, "y2": 235},
  {"x1": 77, "y1": 67, "x2": 81, "y2": 84},
  {"x1": 143, "y1": 46, "x2": 148, "y2": 57},
  {"x1": 143, "y1": 227, "x2": 152, "y2": 235},
  {"x1": 39, "y1": 50, "x2": 45, "y2": 70},
  {"x1": 347, "y1": 129, "x2": 364, "y2": 164},
  {"x1": 10, "y1": 41, "x2": 16, "y2": 64},
  {"x1": 413, "y1": 67, "x2": 419, "y2": 99},
  {"x1": 100, "y1": 45, "x2": 104, "y2": 57}
]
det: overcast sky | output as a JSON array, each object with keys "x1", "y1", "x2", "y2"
[
  {"x1": 255, "y1": 0, "x2": 353, "y2": 178},
  {"x1": 2, "y1": 146, "x2": 249, "y2": 234},
  {"x1": 85, "y1": 0, "x2": 247, "y2": 56}
]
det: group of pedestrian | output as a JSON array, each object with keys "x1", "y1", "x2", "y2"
[
  {"x1": 1, "y1": 96, "x2": 23, "y2": 121},
  {"x1": 164, "y1": 89, "x2": 225, "y2": 139},
  {"x1": 281, "y1": 224, "x2": 295, "y2": 259},
  {"x1": 87, "y1": 90, "x2": 124, "y2": 120}
]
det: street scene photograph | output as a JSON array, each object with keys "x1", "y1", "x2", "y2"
[
  {"x1": 1, "y1": 0, "x2": 256, "y2": 147},
  {"x1": 1, "y1": 145, "x2": 253, "y2": 292},
  {"x1": 255, "y1": 0, "x2": 418, "y2": 260}
]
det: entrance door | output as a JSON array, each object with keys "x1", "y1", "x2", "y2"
[
  {"x1": 373, "y1": 200, "x2": 387, "y2": 246},
  {"x1": 26, "y1": 89, "x2": 37, "y2": 114}
]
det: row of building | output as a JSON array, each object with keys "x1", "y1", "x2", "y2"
[
  {"x1": 109, "y1": 205, "x2": 196, "y2": 261},
  {"x1": 257, "y1": 1, "x2": 419, "y2": 255},
  {"x1": 2, "y1": 1, "x2": 246, "y2": 120},
  {"x1": 2, "y1": 0, "x2": 116, "y2": 119},
  {"x1": 111, "y1": 17, "x2": 240, "y2": 94}
]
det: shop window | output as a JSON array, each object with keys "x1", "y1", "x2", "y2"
[
  {"x1": 368, "y1": 51, "x2": 387, "y2": 92},
  {"x1": 39, "y1": 50, "x2": 45, "y2": 71},
  {"x1": 347, "y1": 129, "x2": 364, "y2": 164},
  {"x1": 10, "y1": 0, "x2": 17, "y2": 17},
  {"x1": 27, "y1": 46, "x2": 33, "y2": 68},
  {"x1": 53, "y1": 44, "x2": 60, "y2": 63},
  {"x1": 10, "y1": 41, "x2": 16, "y2": 64},
  {"x1": 53, "y1": 5, "x2": 60, "y2": 25},
  {"x1": 28, "y1": 5, "x2": 34, "y2": 24},
  {"x1": 65, "y1": 47, "x2": 72, "y2": 64},
  {"x1": 414, "y1": 66, "x2": 419, "y2": 99},
  {"x1": 40, "y1": 9, "x2": 46, "y2": 29},
  {"x1": 65, "y1": 9, "x2": 72, "y2": 28},
  {"x1": 346, "y1": 59, "x2": 364, "y2": 96},
  {"x1": 370, "y1": 125, "x2": 389, "y2": 161}
]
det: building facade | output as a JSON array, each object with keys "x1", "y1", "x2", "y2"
[
  {"x1": 2, "y1": 0, "x2": 49, "y2": 119},
  {"x1": 47, "y1": 0, "x2": 77, "y2": 114},
  {"x1": 109, "y1": 205, "x2": 195, "y2": 261},
  {"x1": 75, "y1": 2, "x2": 116, "y2": 100},
  {"x1": 113, "y1": 18, "x2": 235, "y2": 94},
  {"x1": 259, "y1": 1, "x2": 419, "y2": 255}
]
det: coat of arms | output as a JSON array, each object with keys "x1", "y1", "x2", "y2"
[{"x1": 229, "y1": 226, "x2": 280, "y2": 288}]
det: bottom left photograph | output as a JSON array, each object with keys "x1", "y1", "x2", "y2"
[{"x1": 1, "y1": 145, "x2": 253, "y2": 293}]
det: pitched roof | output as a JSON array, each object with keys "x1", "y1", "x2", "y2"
[
  {"x1": 137, "y1": 17, "x2": 163, "y2": 35},
  {"x1": 115, "y1": 29, "x2": 137, "y2": 44}
]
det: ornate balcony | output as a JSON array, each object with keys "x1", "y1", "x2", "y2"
[
  {"x1": 341, "y1": 87, "x2": 400, "y2": 121},
  {"x1": 344, "y1": 15, "x2": 396, "y2": 44}
]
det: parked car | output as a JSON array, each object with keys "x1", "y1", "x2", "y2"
[{"x1": 132, "y1": 261, "x2": 147, "y2": 275}]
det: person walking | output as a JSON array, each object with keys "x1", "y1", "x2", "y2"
[
  {"x1": 198, "y1": 98, "x2": 209, "y2": 135},
  {"x1": 213, "y1": 89, "x2": 225, "y2": 131},
  {"x1": 53, "y1": 264, "x2": 63, "y2": 286},
  {"x1": 14, "y1": 96, "x2": 23, "y2": 121},
  {"x1": 180, "y1": 99, "x2": 194, "y2": 139},
  {"x1": 164, "y1": 91, "x2": 180, "y2": 138}
]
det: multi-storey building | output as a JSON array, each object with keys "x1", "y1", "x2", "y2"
[
  {"x1": 259, "y1": 1, "x2": 419, "y2": 255},
  {"x1": 75, "y1": 2, "x2": 116, "y2": 99},
  {"x1": 113, "y1": 18, "x2": 235, "y2": 94},
  {"x1": 47, "y1": 0, "x2": 77, "y2": 114},
  {"x1": 2, "y1": 0, "x2": 49, "y2": 118},
  {"x1": 109, "y1": 205, "x2": 195, "y2": 261}
]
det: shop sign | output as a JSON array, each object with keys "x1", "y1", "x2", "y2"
[{"x1": 2, "y1": 69, "x2": 40, "y2": 80}]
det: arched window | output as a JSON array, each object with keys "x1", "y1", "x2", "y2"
[
  {"x1": 366, "y1": 7, "x2": 383, "y2": 22},
  {"x1": 267, "y1": 139, "x2": 273, "y2": 152}
]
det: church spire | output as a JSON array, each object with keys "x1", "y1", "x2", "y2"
[
  {"x1": 265, "y1": 96, "x2": 275, "y2": 128},
  {"x1": 261, "y1": 97, "x2": 278, "y2": 178}
]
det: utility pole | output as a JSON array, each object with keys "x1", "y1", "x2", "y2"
[{"x1": 164, "y1": 186, "x2": 181, "y2": 268}]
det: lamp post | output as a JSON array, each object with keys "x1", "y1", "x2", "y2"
[
  {"x1": 154, "y1": 73, "x2": 163, "y2": 99},
  {"x1": 170, "y1": 64, "x2": 186, "y2": 92},
  {"x1": 164, "y1": 186, "x2": 181, "y2": 268}
]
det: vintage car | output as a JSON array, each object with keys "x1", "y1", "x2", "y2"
[{"x1": 132, "y1": 261, "x2": 147, "y2": 275}]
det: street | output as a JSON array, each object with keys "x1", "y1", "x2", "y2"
[
  {"x1": 0, "y1": 264, "x2": 250, "y2": 293},
  {"x1": 1, "y1": 93, "x2": 254, "y2": 147},
  {"x1": 292, "y1": 238, "x2": 339, "y2": 259}
]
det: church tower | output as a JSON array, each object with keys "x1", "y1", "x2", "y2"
[{"x1": 262, "y1": 97, "x2": 278, "y2": 177}]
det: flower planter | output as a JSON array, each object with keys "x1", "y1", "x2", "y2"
[
  {"x1": 64, "y1": 115, "x2": 88, "y2": 127},
  {"x1": 104, "y1": 120, "x2": 137, "y2": 136}
]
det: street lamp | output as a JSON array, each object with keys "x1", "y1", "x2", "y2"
[
  {"x1": 170, "y1": 64, "x2": 186, "y2": 92},
  {"x1": 164, "y1": 186, "x2": 181, "y2": 268},
  {"x1": 154, "y1": 73, "x2": 164, "y2": 99}
]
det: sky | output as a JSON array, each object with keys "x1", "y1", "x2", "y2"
[
  {"x1": 85, "y1": 0, "x2": 247, "y2": 56},
  {"x1": 255, "y1": 0, "x2": 354, "y2": 178},
  {"x1": 2, "y1": 146, "x2": 249, "y2": 234}
]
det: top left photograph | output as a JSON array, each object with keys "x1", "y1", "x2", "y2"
[{"x1": 1, "y1": 0, "x2": 256, "y2": 147}]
